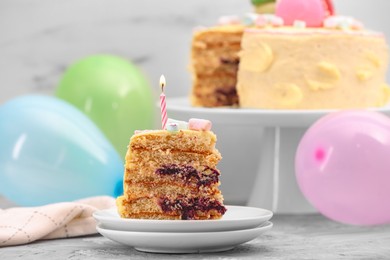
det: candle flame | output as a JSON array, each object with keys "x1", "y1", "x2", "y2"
[{"x1": 160, "y1": 75, "x2": 166, "y2": 92}]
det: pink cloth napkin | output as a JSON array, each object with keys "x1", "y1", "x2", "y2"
[{"x1": 0, "y1": 196, "x2": 115, "y2": 247}]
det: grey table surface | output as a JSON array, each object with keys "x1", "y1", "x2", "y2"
[{"x1": 1, "y1": 197, "x2": 390, "y2": 260}]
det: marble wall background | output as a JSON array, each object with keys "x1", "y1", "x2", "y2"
[{"x1": 1, "y1": 0, "x2": 390, "y2": 104}]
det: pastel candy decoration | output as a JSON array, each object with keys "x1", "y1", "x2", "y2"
[
  {"x1": 276, "y1": 0, "x2": 332, "y2": 27},
  {"x1": 242, "y1": 13, "x2": 284, "y2": 27},
  {"x1": 295, "y1": 110, "x2": 390, "y2": 226},
  {"x1": 167, "y1": 118, "x2": 189, "y2": 130},
  {"x1": 324, "y1": 16, "x2": 364, "y2": 30},
  {"x1": 243, "y1": 13, "x2": 259, "y2": 26},
  {"x1": 293, "y1": 20, "x2": 306, "y2": 28},
  {"x1": 188, "y1": 118, "x2": 212, "y2": 131},
  {"x1": 166, "y1": 123, "x2": 179, "y2": 132},
  {"x1": 259, "y1": 14, "x2": 284, "y2": 27}
]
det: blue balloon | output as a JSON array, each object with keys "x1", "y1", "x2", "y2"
[{"x1": 0, "y1": 95, "x2": 124, "y2": 206}]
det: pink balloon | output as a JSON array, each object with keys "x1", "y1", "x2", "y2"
[
  {"x1": 276, "y1": 0, "x2": 328, "y2": 27},
  {"x1": 295, "y1": 110, "x2": 390, "y2": 226}
]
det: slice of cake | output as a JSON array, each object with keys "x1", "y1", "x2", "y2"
[
  {"x1": 190, "y1": 23, "x2": 244, "y2": 107},
  {"x1": 116, "y1": 118, "x2": 227, "y2": 220}
]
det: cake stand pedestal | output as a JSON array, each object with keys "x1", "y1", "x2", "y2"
[
  {"x1": 167, "y1": 97, "x2": 390, "y2": 213},
  {"x1": 252, "y1": 127, "x2": 312, "y2": 213}
]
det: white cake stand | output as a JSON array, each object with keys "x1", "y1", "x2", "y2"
[{"x1": 167, "y1": 97, "x2": 390, "y2": 214}]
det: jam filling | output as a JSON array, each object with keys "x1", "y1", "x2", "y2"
[
  {"x1": 155, "y1": 164, "x2": 219, "y2": 187},
  {"x1": 220, "y1": 58, "x2": 240, "y2": 66},
  {"x1": 215, "y1": 87, "x2": 239, "y2": 105},
  {"x1": 158, "y1": 197, "x2": 227, "y2": 220}
]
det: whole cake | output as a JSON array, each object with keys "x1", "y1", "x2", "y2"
[
  {"x1": 190, "y1": 0, "x2": 390, "y2": 109},
  {"x1": 116, "y1": 118, "x2": 227, "y2": 220}
]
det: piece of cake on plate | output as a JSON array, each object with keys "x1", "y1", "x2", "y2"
[{"x1": 116, "y1": 118, "x2": 227, "y2": 220}]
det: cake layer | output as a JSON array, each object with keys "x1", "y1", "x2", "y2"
[
  {"x1": 192, "y1": 89, "x2": 238, "y2": 107},
  {"x1": 117, "y1": 195, "x2": 226, "y2": 220},
  {"x1": 192, "y1": 59, "x2": 238, "y2": 76},
  {"x1": 237, "y1": 28, "x2": 390, "y2": 109},
  {"x1": 191, "y1": 75, "x2": 238, "y2": 107},
  {"x1": 125, "y1": 164, "x2": 221, "y2": 188},
  {"x1": 126, "y1": 149, "x2": 221, "y2": 170},
  {"x1": 123, "y1": 181, "x2": 222, "y2": 201},
  {"x1": 130, "y1": 130, "x2": 218, "y2": 153},
  {"x1": 192, "y1": 73, "x2": 237, "y2": 93}
]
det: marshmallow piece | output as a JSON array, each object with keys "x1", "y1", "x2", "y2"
[
  {"x1": 167, "y1": 118, "x2": 188, "y2": 130},
  {"x1": 293, "y1": 20, "x2": 306, "y2": 28},
  {"x1": 167, "y1": 123, "x2": 179, "y2": 132},
  {"x1": 255, "y1": 16, "x2": 267, "y2": 27},
  {"x1": 324, "y1": 16, "x2": 364, "y2": 30},
  {"x1": 188, "y1": 118, "x2": 212, "y2": 131},
  {"x1": 243, "y1": 13, "x2": 259, "y2": 26},
  {"x1": 271, "y1": 16, "x2": 284, "y2": 27},
  {"x1": 324, "y1": 17, "x2": 338, "y2": 28}
]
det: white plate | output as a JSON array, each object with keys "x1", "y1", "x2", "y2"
[
  {"x1": 167, "y1": 97, "x2": 390, "y2": 127},
  {"x1": 97, "y1": 221, "x2": 273, "y2": 253},
  {"x1": 93, "y1": 205, "x2": 273, "y2": 232}
]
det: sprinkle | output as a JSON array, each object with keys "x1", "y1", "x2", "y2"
[
  {"x1": 293, "y1": 20, "x2": 306, "y2": 29},
  {"x1": 188, "y1": 118, "x2": 212, "y2": 131}
]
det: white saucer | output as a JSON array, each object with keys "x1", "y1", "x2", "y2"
[
  {"x1": 97, "y1": 221, "x2": 273, "y2": 253},
  {"x1": 93, "y1": 205, "x2": 273, "y2": 232},
  {"x1": 167, "y1": 97, "x2": 390, "y2": 127}
]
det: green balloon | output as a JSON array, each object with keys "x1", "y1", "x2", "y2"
[{"x1": 56, "y1": 55, "x2": 155, "y2": 158}]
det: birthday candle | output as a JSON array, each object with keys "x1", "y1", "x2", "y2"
[{"x1": 159, "y1": 75, "x2": 168, "y2": 130}]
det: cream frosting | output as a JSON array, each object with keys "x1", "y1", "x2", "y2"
[{"x1": 237, "y1": 27, "x2": 389, "y2": 109}]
